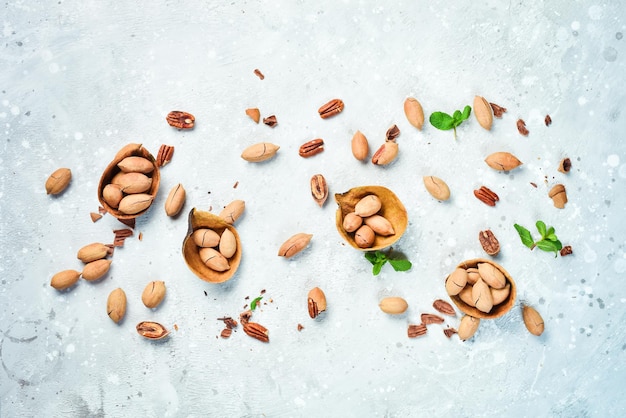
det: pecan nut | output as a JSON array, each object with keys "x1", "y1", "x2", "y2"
[
  {"x1": 136, "y1": 321, "x2": 170, "y2": 340},
  {"x1": 243, "y1": 322, "x2": 269, "y2": 343},
  {"x1": 220, "y1": 328, "x2": 232, "y2": 338},
  {"x1": 545, "y1": 114, "x2": 552, "y2": 127},
  {"x1": 479, "y1": 229, "x2": 500, "y2": 256},
  {"x1": 443, "y1": 328, "x2": 458, "y2": 338},
  {"x1": 299, "y1": 139, "x2": 324, "y2": 158},
  {"x1": 318, "y1": 99, "x2": 344, "y2": 119},
  {"x1": 560, "y1": 245, "x2": 573, "y2": 256},
  {"x1": 489, "y1": 102, "x2": 507, "y2": 118},
  {"x1": 433, "y1": 299, "x2": 456, "y2": 316},
  {"x1": 385, "y1": 124, "x2": 400, "y2": 141},
  {"x1": 156, "y1": 144, "x2": 175, "y2": 167},
  {"x1": 420, "y1": 313, "x2": 444, "y2": 325},
  {"x1": 263, "y1": 115, "x2": 277, "y2": 127},
  {"x1": 310, "y1": 174, "x2": 328, "y2": 207},
  {"x1": 517, "y1": 118, "x2": 529, "y2": 136},
  {"x1": 166, "y1": 111, "x2": 195, "y2": 129},
  {"x1": 407, "y1": 324, "x2": 428, "y2": 338},
  {"x1": 473, "y1": 186, "x2": 499, "y2": 207}
]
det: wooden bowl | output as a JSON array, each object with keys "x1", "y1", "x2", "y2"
[
  {"x1": 335, "y1": 185, "x2": 408, "y2": 251},
  {"x1": 182, "y1": 208, "x2": 241, "y2": 283},
  {"x1": 448, "y1": 258, "x2": 516, "y2": 319},
  {"x1": 97, "y1": 143, "x2": 160, "y2": 220}
]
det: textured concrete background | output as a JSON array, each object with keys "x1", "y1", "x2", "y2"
[{"x1": 1, "y1": 0, "x2": 625, "y2": 416}]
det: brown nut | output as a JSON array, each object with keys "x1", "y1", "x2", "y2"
[
  {"x1": 219, "y1": 200, "x2": 245, "y2": 225},
  {"x1": 473, "y1": 96, "x2": 493, "y2": 130},
  {"x1": 166, "y1": 110, "x2": 195, "y2": 129},
  {"x1": 484, "y1": 152, "x2": 523, "y2": 171},
  {"x1": 117, "y1": 156, "x2": 155, "y2": 173},
  {"x1": 371, "y1": 140, "x2": 398, "y2": 165},
  {"x1": 278, "y1": 233, "x2": 313, "y2": 258},
  {"x1": 472, "y1": 278, "x2": 494, "y2": 313},
  {"x1": 136, "y1": 321, "x2": 170, "y2": 340},
  {"x1": 45, "y1": 168, "x2": 72, "y2": 195},
  {"x1": 445, "y1": 268, "x2": 468, "y2": 296},
  {"x1": 241, "y1": 142, "x2": 280, "y2": 162},
  {"x1": 141, "y1": 281, "x2": 166, "y2": 309},
  {"x1": 118, "y1": 193, "x2": 154, "y2": 215},
  {"x1": 354, "y1": 224, "x2": 375, "y2": 248},
  {"x1": 164, "y1": 183, "x2": 186, "y2": 217},
  {"x1": 363, "y1": 214, "x2": 395, "y2": 236},
  {"x1": 102, "y1": 184, "x2": 124, "y2": 209},
  {"x1": 478, "y1": 230, "x2": 500, "y2": 256},
  {"x1": 107, "y1": 288, "x2": 127, "y2": 323},
  {"x1": 354, "y1": 195, "x2": 382, "y2": 217},
  {"x1": 477, "y1": 262, "x2": 506, "y2": 289},
  {"x1": 308, "y1": 287, "x2": 327, "y2": 318},
  {"x1": 558, "y1": 158, "x2": 571, "y2": 174},
  {"x1": 433, "y1": 299, "x2": 456, "y2": 316},
  {"x1": 243, "y1": 322, "x2": 269, "y2": 342},
  {"x1": 310, "y1": 174, "x2": 328, "y2": 207},
  {"x1": 351, "y1": 130, "x2": 369, "y2": 161},
  {"x1": 342, "y1": 212, "x2": 363, "y2": 233},
  {"x1": 491, "y1": 283, "x2": 511, "y2": 305},
  {"x1": 457, "y1": 315, "x2": 480, "y2": 341},
  {"x1": 299, "y1": 139, "x2": 324, "y2": 158},
  {"x1": 403, "y1": 98, "x2": 424, "y2": 130},
  {"x1": 318, "y1": 99, "x2": 344, "y2": 119},
  {"x1": 199, "y1": 247, "x2": 230, "y2": 272},
  {"x1": 423, "y1": 176, "x2": 451, "y2": 201},
  {"x1": 218, "y1": 229, "x2": 237, "y2": 259},
  {"x1": 379, "y1": 297, "x2": 409, "y2": 314},
  {"x1": 50, "y1": 269, "x2": 81, "y2": 290},
  {"x1": 81, "y1": 259, "x2": 112, "y2": 281},
  {"x1": 549, "y1": 184, "x2": 567, "y2": 209},
  {"x1": 77, "y1": 242, "x2": 111, "y2": 264},
  {"x1": 191, "y1": 228, "x2": 221, "y2": 248},
  {"x1": 245, "y1": 108, "x2": 260, "y2": 123},
  {"x1": 522, "y1": 304, "x2": 545, "y2": 336}
]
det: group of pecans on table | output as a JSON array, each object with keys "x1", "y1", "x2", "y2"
[{"x1": 46, "y1": 69, "x2": 571, "y2": 343}]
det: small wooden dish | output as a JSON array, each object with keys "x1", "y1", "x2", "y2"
[
  {"x1": 449, "y1": 258, "x2": 516, "y2": 319},
  {"x1": 97, "y1": 143, "x2": 160, "y2": 220},
  {"x1": 182, "y1": 208, "x2": 241, "y2": 283},
  {"x1": 334, "y1": 185, "x2": 408, "y2": 251}
]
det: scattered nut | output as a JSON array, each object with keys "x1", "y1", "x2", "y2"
[
  {"x1": 484, "y1": 152, "x2": 523, "y2": 171},
  {"x1": 166, "y1": 111, "x2": 195, "y2": 129},
  {"x1": 473, "y1": 96, "x2": 493, "y2": 130},
  {"x1": 516, "y1": 118, "x2": 529, "y2": 136},
  {"x1": 50, "y1": 269, "x2": 81, "y2": 291},
  {"x1": 278, "y1": 233, "x2": 313, "y2": 258},
  {"x1": 474, "y1": 186, "x2": 499, "y2": 207},
  {"x1": 560, "y1": 245, "x2": 573, "y2": 256},
  {"x1": 219, "y1": 200, "x2": 245, "y2": 225},
  {"x1": 558, "y1": 158, "x2": 571, "y2": 173},
  {"x1": 407, "y1": 324, "x2": 427, "y2": 338},
  {"x1": 263, "y1": 115, "x2": 277, "y2": 127},
  {"x1": 164, "y1": 183, "x2": 186, "y2": 217},
  {"x1": 423, "y1": 176, "x2": 451, "y2": 201},
  {"x1": 136, "y1": 321, "x2": 170, "y2": 340},
  {"x1": 548, "y1": 184, "x2": 568, "y2": 208},
  {"x1": 351, "y1": 130, "x2": 369, "y2": 161},
  {"x1": 478, "y1": 230, "x2": 500, "y2": 256},
  {"x1": 457, "y1": 315, "x2": 480, "y2": 340},
  {"x1": 77, "y1": 243, "x2": 111, "y2": 264},
  {"x1": 403, "y1": 98, "x2": 424, "y2": 130},
  {"x1": 81, "y1": 259, "x2": 112, "y2": 281},
  {"x1": 107, "y1": 288, "x2": 127, "y2": 324},
  {"x1": 310, "y1": 174, "x2": 328, "y2": 207},
  {"x1": 490, "y1": 102, "x2": 507, "y2": 118},
  {"x1": 379, "y1": 297, "x2": 408, "y2": 315},
  {"x1": 245, "y1": 108, "x2": 260, "y2": 123},
  {"x1": 307, "y1": 287, "x2": 327, "y2": 319},
  {"x1": 141, "y1": 281, "x2": 166, "y2": 309},
  {"x1": 522, "y1": 305, "x2": 544, "y2": 336},
  {"x1": 241, "y1": 142, "x2": 280, "y2": 162},
  {"x1": 45, "y1": 168, "x2": 72, "y2": 195},
  {"x1": 299, "y1": 139, "x2": 324, "y2": 158},
  {"x1": 318, "y1": 99, "x2": 344, "y2": 119},
  {"x1": 545, "y1": 114, "x2": 552, "y2": 126}
]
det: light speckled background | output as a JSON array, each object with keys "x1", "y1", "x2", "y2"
[{"x1": 1, "y1": 0, "x2": 625, "y2": 416}]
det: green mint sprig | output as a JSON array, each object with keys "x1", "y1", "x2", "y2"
[
  {"x1": 429, "y1": 105, "x2": 472, "y2": 139},
  {"x1": 364, "y1": 250, "x2": 412, "y2": 276},
  {"x1": 250, "y1": 296, "x2": 263, "y2": 310},
  {"x1": 514, "y1": 221, "x2": 563, "y2": 257}
]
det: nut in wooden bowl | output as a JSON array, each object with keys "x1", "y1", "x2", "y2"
[
  {"x1": 446, "y1": 258, "x2": 516, "y2": 319},
  {"x1": 182, "y1": 208, "x2": 242, "y2": 283},
  {"x1": 98, "y1": 143, "x2": 160, "y2": 220},
  {"x1": 335, "y1": 185, "x2": 408, "y2": 251}
]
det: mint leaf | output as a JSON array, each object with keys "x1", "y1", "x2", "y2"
[
  {"x1": 429, "y1": 112, "x2": 455, "y2": 130},
  {"x1": 372, "y1": 262, "x2": 383, "y2": 276},
  {"x1": 365, "y1": 252, "x2": 377, "y2": 264},
  {"x1": 536, "y1": 220, "x2": 547, "y2": 238},
  {"x1": 389, "y1": 259, "x2": 412, "y2": 272},
  {"x1": 514, "y1": 224, "x2": 535, "y2": 249},
  {"x1": 250, "y1": 296, "x2": 263, "y2": 310},
  {"x1": 461, "y1": 105, "x2": 472, "y2": 120},
  {"x1": 535, "y1": 240, "x2": 560, "y2": 256}
]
